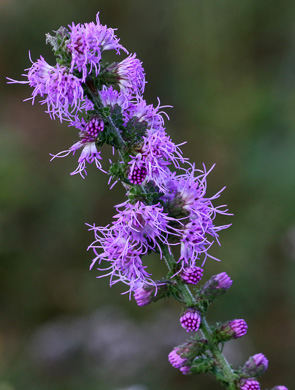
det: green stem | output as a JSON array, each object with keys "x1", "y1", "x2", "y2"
[{"x1": 162, "y1": 245, "x2": 238, "y2": 389}]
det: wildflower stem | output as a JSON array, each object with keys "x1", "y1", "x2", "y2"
[
  {"x1": 200, "y1": 318, "x2": 238, "y2": 388},
  {"x1": 162, "y1": 244, "x2": 237, "y2": 389}
]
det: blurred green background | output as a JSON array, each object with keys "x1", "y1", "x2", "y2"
[{"x1": 1, "y1": 1, "x2": 295, "y2": 389}]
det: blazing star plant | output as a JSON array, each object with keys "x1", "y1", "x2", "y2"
[{"x1": 7, "y1": 13, "x2": 288, "y2": 390}]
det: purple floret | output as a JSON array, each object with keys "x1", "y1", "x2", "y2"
[
  {"x1": 67, "y1": 12, "x2": 128, "y2": 81},
  {"x1": 8, "y1": 55, "x2": 86, "y2": 122}
]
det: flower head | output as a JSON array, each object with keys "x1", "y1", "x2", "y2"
[
  {"x1": 180, "y1": 308, "x2": 201, "y2": 332},
  {"x1": 112, "y1": 201, "x2": 173, "y2": 245},
  {"x1": 107, "y1": 54, "x2": 146, "y2": 97},
  {"x1": 88, "y1": 201, "x2": 177, "y2": 292},
  {"x1": 67, "y1": 13, "x2": 127, "y2": 81},
  {"x1": 179, "y1": 265, "x2": 204, "y2": 285},
  {"x1": 239, "y1": 378, "x2": 260, "y2": 390},
  {"x1": 88, "y1": 225, "x2": 152, "y2": 292},
  {"x1": 243, "y1": 353, "x2": 268, "y2": 377},
  {"x1": 217, "y1": 319, "x2": 248, "y2": 341},
  {"x1": 168, "y1": 348, "x2": 188, "y2": 368},
  {"x1": 8, "y1": 55, "x2": 86, "y2": 122},
  {"x1": 162, "y1": 165, "x2": 231, "y2": 266},
  {"x1": 201, "y1": 272, "x2": 233, "y2": 301}
]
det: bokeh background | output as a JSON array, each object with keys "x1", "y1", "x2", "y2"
[{"x1": 1, "y1": 1, "x2": 295, "y2": 389}]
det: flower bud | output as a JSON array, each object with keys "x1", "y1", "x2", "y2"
[
  {"x1": 180, "y1": 365, "x2": 191, "y2": 375},
  {"x1": 180, "y1": 307, "x2": 201, "y2": 332},
  {"x1": 200, "y1": 272, "x2": 232, "y2": 302},
  {"x1": 133, "y1": 282, "x2": 169, "y2": 306},
  {"x1": 215, "y1": 319, "x2": 248, "y2": 341},
  {"x1": 179, "y1": 266, "x2": 203, "y2": 285},
  {"x1": 239, "y1": 378, "x2": 260, "y2": 390},
  {"x1": 271, "y1": 387, "x2": 288, "y2": 390},
  {"x1": 168, "y1": 347, "x2": 188, "y2": 368},
  {"x1": 242, "y1": 353, "x2": 268, "y2": 377}
]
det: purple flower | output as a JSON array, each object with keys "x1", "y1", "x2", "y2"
[
  {"x1": 162, "y1": 166, "x2": 231, "y2": 266},
  {"x1": 107, "y1": 54, "x2": 146, "y2": 97},
  {"x1": 112, "y1": 201, "x2": 174, "y2": 246},
  {"x1": 67, "y1": 13, "x2": 127, "y2": 81},
  {"x1": 7, "y1": 55, "x2": 86, "y2": 122},
  {"x1": 88, "y1": 225, "x2": 152, "y2": 292},
  {"x1": 217, "y1": 319, "x2": 248, "y2": 341},
  {"x1": 271, "y1": 387, "x2": 288, "y2": 390},
  {"x1": 168, "y1": 347, "x2": 188, "y2": 368},
  {"x1": 180, "y1": 308, "x2": 201, "y2": 332},
  {"x1": 243, "y1": 353, "x2": 268, "y2": 377},
  {"x1": 50, "y1": 116, "x2": 105, "y2": 178},
  {"x1": 88, "y1": 201, "x2": 177, "y2": 291},
  {"x1": 179, "y1": 266, "x2": 204, "y2": 285},
  {"x1": 239, "y1": 378, "x2": 260, "y2": 390}
]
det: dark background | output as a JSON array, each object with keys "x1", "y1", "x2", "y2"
[{"x1": 1, "y1": 1, "x2": 294, "y2": 389}]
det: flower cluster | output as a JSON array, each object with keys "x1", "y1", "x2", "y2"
[{"x1": 8, "y1": 13, "x2": 231, "y2": 290}]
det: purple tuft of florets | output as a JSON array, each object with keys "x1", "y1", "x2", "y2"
[
  {"x1": 162, "y1": 166, "x2": 231, "y2": 266},
  {"x1": 107, "y1": 53, "x2": 146, "y2": 97},
  {"x1": 180, "y1": 308, "x2": 201, "y2": 332},
  {"x1": 88, "y1": 201, "x2": 178, "y2": 292},
  {"x1": 179, "y1": 266, "x2": 204, "y2": 285},
  {"x1": 271, "y1": 387, "x2": 288, "y2": 390},
  {"x1": 243, "y1": 353, "x2": 268, "y2": 377},
  {"x1": 7, "y1": 55, "x2": 86, "y2": 122},
  {"x1": 239, "y1": 378, "x2": 261, "y2": 390},
  {"x1": 67, "y1": 12, "x2": 128, "y2": 81}
]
